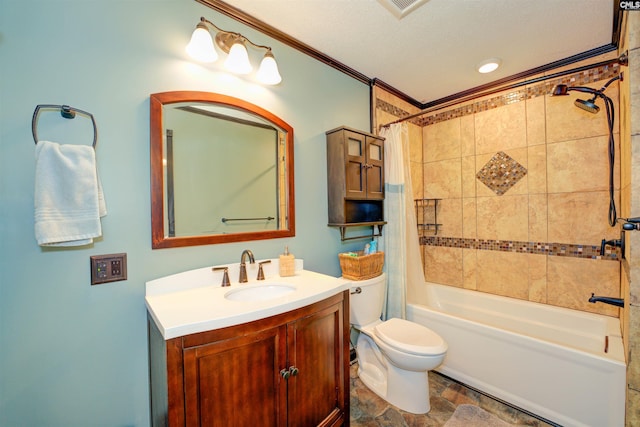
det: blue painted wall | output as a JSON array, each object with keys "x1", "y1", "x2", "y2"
[{"x1": 0, "y1": 1, "x2": 370, "y2": 425}]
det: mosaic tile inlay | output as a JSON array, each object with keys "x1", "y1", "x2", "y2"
[{"x1": 476, "y1": 151, "x2": 527, "y2": 195}]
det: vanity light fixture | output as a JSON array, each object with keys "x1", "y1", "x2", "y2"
[
  {"x1": 186, "y1": 16, "x2": 282, "y2": 85},
  {"x1": 477, "y1": 58, "x2": 502, "y2": 74}
]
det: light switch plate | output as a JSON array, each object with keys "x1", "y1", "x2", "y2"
[{"x1": 90, "y1": 253, "x2": 127, "y2": 285}]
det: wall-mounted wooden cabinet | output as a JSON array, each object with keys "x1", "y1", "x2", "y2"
[
  {"x1": 149, "y1": 292, "x2": 349, "y2": 426},
  {"x1": 326, "y1": 126, "x2": 385, "y2": 240}
]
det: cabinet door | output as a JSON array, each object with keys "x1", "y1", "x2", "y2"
[
  {"x1": 365, "y1": 137, "x2": 384, "y2": 199},
  {"x1": 183, "y1": 324, "x2": 288, "y2": 427},
  {"x1": 286, "y1": 301, "x2": 346, "y2": 427},
  {"x1": 343, "y1": 130, "x2": 368, "y2": 199}
]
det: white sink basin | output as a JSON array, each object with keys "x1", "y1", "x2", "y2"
[{"x1": 224, "y1": 284, "x2": 296, "y2": 301}]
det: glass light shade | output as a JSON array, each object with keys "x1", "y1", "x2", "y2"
[
  {"x1": 256, "y1": 52, "x2": 282, "y2": 85},
  {"x1": 224, "y1": 41, "x2": 252, "y2": 75},
  {"x1": 477, "y1": 58, "x2": 501, "y2": 74},
  {"x1": 186, "y1": 25, "x2": 217, "y2": 63}
]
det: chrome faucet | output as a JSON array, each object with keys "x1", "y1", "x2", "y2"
[{"x1": 239, "y1": 249, "x2": 255, "y2": 283}]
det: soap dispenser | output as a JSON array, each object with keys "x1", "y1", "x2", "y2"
[{"x1": 279, "y1": 246, "x2": 295, "y2": 277}]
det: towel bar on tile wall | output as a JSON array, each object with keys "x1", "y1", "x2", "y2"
[{"x1": 32, "y1": 104, "x2": 98, "y2": 148}]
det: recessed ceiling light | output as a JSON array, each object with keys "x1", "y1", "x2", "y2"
[{"x1": 477, "y1": 58, "x2": 502, "y2": 74}]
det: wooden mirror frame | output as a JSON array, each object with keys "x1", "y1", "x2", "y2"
[{"x1": 150, "y1": 91, "x2": 295, "y2": 248}]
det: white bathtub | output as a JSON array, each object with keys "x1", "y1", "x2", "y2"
[{"x1": 406, "y1": 283, "x2": 626, "y2": 427}]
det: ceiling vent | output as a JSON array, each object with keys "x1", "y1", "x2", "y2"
[{"x1": 377, "y1": 0, "x2": 431, "y2": 19}]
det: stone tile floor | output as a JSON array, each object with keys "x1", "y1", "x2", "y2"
[{"x1": 349, "y1": 363, "x2": 555, "y2": 427}]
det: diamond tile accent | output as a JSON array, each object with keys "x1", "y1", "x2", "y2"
[{"x1": 476, "y1": 151, "x2": 527, "y2": 195}]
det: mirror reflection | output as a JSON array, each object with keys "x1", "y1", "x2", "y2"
[{"x1": 150, "y1": 91, "x2": 295, "y2": 248}]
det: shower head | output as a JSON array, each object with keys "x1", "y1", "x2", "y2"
[
  {"x1": 550, "y1": 73, "x2": 623, "y2": 114},
  {"x1": 574, "y1": 96, "x2": 600, "y2": 114}
]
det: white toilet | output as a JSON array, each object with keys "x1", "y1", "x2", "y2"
[{"x1": 349, "y1": 272, "x2": 447, "y2": 414}]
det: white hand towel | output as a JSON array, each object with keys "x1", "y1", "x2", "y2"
[{"x1": 34, "y1": 140, "x2": 107, "y2": 246}]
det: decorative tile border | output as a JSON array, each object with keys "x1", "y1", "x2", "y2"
[
  {"x1": 376, "y1": 63, "x2": 622, "y2": 127},
  {"x1": 420, "y1": 236, "x2": 619, "y2": 261}
]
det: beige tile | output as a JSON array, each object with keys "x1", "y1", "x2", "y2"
[
  {"x1": 424, "y1": 158, "x2": 461, "y2": 199},
  {"x1": 476, "y1": 251, "x2": 529, "y2": 299},
  {"x1": 438, "y1": 198, "x2": 462, "y2": 237},
  {"x1": 631, "y1": 134, "x2": 640, "y2": 209},
  {"x1": 408, "y1": 123, "x2": 423, "y2": 164},
  {"x1": 528, "y1": 194, "x2": 548, "y2": 242},
  {"x1": 526, "y1": 95, "x2": 546, "y2": 146},
  {"x1": 424, "y1": 118, "x2": 461, "y2": 162},
  {"x1": 547, "y1": 256, "x2": 620, "y2": 315},
  {"x1": 547, "y1": 135, "x2": 620, "y2": 193},
  {"x1": 628, "y1": 232, "x2": 640, "y2": 273},
  {"x1": 476, "y1": 194, "x2": 529, "y2": 241},
  {"x1": 409, "y1": 160, "x2": 423, "y2": 200},
  {"x1": 460, "y1": 114, "x2": 475, "y2": 157},
  {"x1": 461, "y1": 155, "x2": 476, "y2": 198},
  {"x1": 547, "y1": 191, "x2": 619, "y2": 244},
  {"x1": 424, "y1": 245, "x2": 463, "y2": 287},
  {"x1": 629, "y1": 49, "x2": 640, "y2": 136},
  {"x1": 463, "y1": 248, "x2": 477, "y2": 290},
  {"x1": 628, "y1": 11, "x2": 640, "y2": 50},
  {"x1": 462, "y1": 198, "x2": 477, "y2": 239},
  {"x1": 528, "y1": 254, "x2": 547, "y2": 303},
  {"x1": 627, "y1": 305, "x2": 640, "y2": 391},
  {"x1": 546, "y1": 81, "x2": 620, "y2": 144},
  {"x1": 621, "y1": 270, "x2": 630, "y2": 351},
  {"x1": 527, "y1": 144, "x2": 547, "y2": 194},
  {"x1": 626, "y1": 389, "x2": 640, "y2": 427},
  {"x1": 474, "y1": 102, "x2": 527, "y2": 155}
]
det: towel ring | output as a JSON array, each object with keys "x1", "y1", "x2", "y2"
[{"x1": 32, "y1": 104, "x2": 98, "y2": 148}]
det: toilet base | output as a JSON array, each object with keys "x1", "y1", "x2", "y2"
[{"x1": 356, "y1": 334, "x2": 431, "y2": 414}]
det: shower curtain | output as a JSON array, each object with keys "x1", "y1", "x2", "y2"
[{"x1": 379, "y1": 122, "x2": 422, "y2": 320}]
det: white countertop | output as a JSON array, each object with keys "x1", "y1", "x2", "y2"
[{"x1": 145, "y1": 259, "x2": 351, "y2": 339}]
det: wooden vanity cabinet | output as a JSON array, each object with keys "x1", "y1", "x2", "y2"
[{"x1": 149, "y1": 291, "x2": 350, "y2": 427}]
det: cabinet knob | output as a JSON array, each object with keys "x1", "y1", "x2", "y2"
[
  {"x1": 289, "y1": 366, "x2": 299, "y2": 376},
  {"x1": 280, "y1": 368, "x2": 290, "y2": 379}
]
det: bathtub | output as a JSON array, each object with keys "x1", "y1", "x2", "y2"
[{"x1": 406, "y1": 283, "x2": 626, "y2": 427}]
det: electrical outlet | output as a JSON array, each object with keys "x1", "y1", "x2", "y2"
[{"x1": 90, "y1": 253, "x2": 127, "y2": 285}]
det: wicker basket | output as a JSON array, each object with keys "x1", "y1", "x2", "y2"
[{"x1": 338, "y1": 251, "x2": 384, "y2": 280}]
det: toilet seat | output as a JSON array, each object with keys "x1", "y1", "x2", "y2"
[{"x1": 374, "y1": 318, "x2": 447, "y2": 356}]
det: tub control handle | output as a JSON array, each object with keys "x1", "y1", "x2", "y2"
[{"x1": 351, "y1": 287, "x2": 362, "y2": 295}]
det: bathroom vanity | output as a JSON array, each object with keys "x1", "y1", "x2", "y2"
[{"x1": 146, "y1": 260, "x2": 351, "y2": 426}]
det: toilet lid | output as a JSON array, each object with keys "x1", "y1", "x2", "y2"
[{"x1": 374, "y1": 318, "x2": 447, "y2": 356}]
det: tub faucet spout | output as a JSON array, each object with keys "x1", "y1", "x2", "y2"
[{"x1": 589, "y1": 293, "x2": 624, "y2": 308}]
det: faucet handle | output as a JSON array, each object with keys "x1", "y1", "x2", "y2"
[
  {"x1": 257, "y1": 260, "x2": 272, "y2": 280},
  {"x1": 212, "y1": 266, "x2": 231, "y2": 287}
]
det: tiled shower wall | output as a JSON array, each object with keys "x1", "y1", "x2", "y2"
[{"x1": 374, "y1": 53, "x2": 623, "y2": 317}]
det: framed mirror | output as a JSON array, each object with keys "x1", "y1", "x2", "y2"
[{"x1": 150, "y1": 91, "x2": 295, "y2": 248}]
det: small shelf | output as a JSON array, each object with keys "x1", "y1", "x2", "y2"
[
  {"x1": 328, "y1": 221, "x2": 386, "y2": 241},
  {"x1": 415, "y1": 199, "x2": 441, "y2": 235}
]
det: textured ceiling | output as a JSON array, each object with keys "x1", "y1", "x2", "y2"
[{"x1": 226, "y1": 0, "x2": 614, "y2": 104}]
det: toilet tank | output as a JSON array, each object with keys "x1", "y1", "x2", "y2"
[{"x1": 348, "y1": 273, "x2": 386, "y2": 328}]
